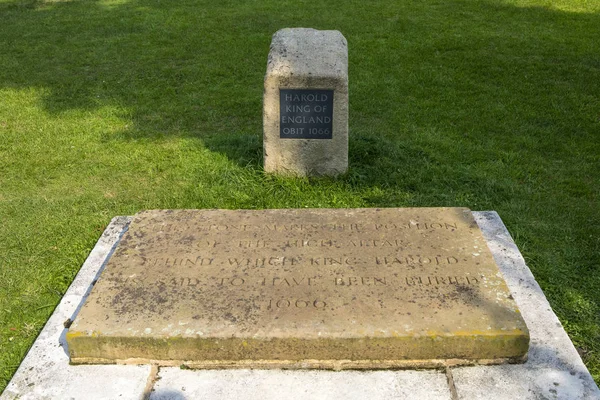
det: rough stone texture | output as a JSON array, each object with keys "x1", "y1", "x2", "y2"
[
  {"x1": 1, "y1": 217, "x2": 151, "y2": 400},
  {"x1": 450, "y1": 212, "x2": 600, "y2": 399},
  {"x1": 67, "y1": 208, "x2": 528, "y2": 366},
  {"x1": 263, "y1": 28, "x2": 348, "y2": 176},
  {"x1": 149, "y1": 369, "x2": 452, "y2": 400}
]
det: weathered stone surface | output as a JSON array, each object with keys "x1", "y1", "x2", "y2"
[
  {"x1": 67, "y1": 208, "x2": 528, "y2": 367},
  {"x1": 263, "y1": 28, "x2": 348, "y2": 176}
]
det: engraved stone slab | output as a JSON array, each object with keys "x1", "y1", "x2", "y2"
[
  {"x1": 67, "y1": 208, "x2": 529, "y2": 367},
  {"x1": 263, "y1": 28, "x2": 348, "y2": 176}
]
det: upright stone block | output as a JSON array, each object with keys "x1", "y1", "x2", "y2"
[{"x1": 263, "y1": 28, "x2": 348, "y2": 176}]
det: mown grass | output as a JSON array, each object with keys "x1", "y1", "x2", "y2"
[{"x1": 0, "y1": 0, "x2": 599, "y2": 391}]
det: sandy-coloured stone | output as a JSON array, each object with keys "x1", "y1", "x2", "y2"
[
  {"x1": 263, "y1": 28, "x2": 348, "y2": 176},
  {"x1": 67, "y1": 208, "x2": 528, "y2": 367}
]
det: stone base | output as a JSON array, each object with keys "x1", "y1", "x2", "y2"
[{"x1": 4, "y1": 212, "x2": 599, "y2": 400}]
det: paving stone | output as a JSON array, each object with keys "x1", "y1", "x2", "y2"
[{"x1": 149, "y1": 369, "x2": 452, "y2": 400}]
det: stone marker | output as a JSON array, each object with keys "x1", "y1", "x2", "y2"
[
  {"x1": 67, "y1": 208, "x2": 529, "y2": 368},
  {"x1": 263, "y1": 28, "x2": 348, "y2": 176}
]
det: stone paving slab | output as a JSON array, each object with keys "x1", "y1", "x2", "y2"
[
  {"x1": 149, "y1": 369, "x2": 451, "y2": 400},
  {"x1": 2, "y1": 211, "x2": 599, "y2": 400}
]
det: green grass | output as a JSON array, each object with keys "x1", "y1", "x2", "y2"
[{"x1": 0, "y1": 0, "x2": 599, "y2": 391}]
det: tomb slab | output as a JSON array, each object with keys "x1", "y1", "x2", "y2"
[{"x1": 67, "y1": 208, "x2": 529, "y2": 367}]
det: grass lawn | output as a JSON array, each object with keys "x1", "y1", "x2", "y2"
[{"x1": 0, "y1": 0, "x2": 599, "y2": 391}]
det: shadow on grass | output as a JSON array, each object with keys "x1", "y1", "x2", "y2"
[{"x1": 1, "y1": 0, "x2": 598, "y2": 177}]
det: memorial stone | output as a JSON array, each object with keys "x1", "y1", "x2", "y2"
[
  {"x1": 263, "y1": 28, "x2": 348, "y2": 176},
  {"x1": 67, "y1": 208, "x2": 529, "y2": 368}
]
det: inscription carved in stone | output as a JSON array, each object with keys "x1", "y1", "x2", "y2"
[{"x1": 67, "y1": 208, "x2": 529, "y2": 367}]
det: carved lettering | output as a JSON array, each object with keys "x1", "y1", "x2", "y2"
[
  {"x1": 350, "y1": 239, "x2": 403, "y2": 247},
  {"x1": 373, "y1": 277, "x2": 386, "y2": 285},
  {"x1": 146, "y1": 257, "x2": 214, "y2": 267},
  {"x1": 238, "y1": 240, "x2": 270, "y2": 248},
  {"x1": 191, "y1": 240, "x2": 220, "y2": 248},
  {"x1": 376, "y1": 255, "x2": 459, "y2": 265},
  {"x1": 311, "y1": 257, "x2": 356, "y2": 265},
  {"x1": 374, "y1": 222, "x2": 458, "y2": 230},
  {"x1": 404, "y1": 276, "x2": 481, "y2": 286},
  {"x1": 167, "y1": 277, "x2": 202, "y2": 286},
  {"x1": 335, "y1": 276, "x2": 387, "y2": 286},
  {"x1": 267, "y1": 298, "x2": 327, "y2": 309},
  {"x1": 260, "y1": 277, "x2": 313, "y2": 286},
  {"x1": 219, "y1": 277, "x2": 246, "y2": 286},
  {"x1": 194, "y1": 224, "x2": 362, "y2": 232},
  {"x1": 186, "y1": 278, "x2": 200, "y2": 287},
  {"x1": 228, "y1": 257, "x2": 300, "y2": 267},
  {"x1": 285, "y1": 239, "x2": 336, "y2": 248}
]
